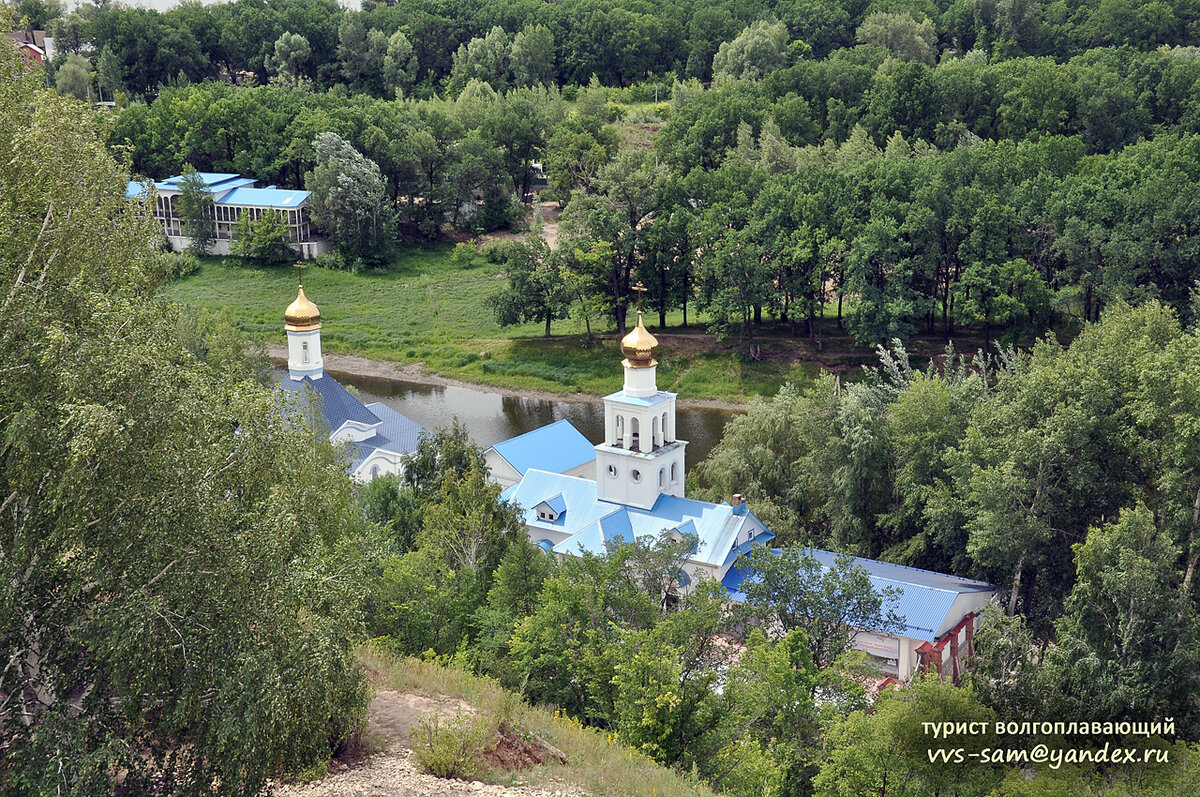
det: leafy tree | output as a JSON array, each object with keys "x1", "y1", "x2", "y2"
[
  {"x1": 0, "y1": 43, "x2": 367, "y2": 795},
  {"x1": 175, "y1": 165, "x2": 217, "y2": 256},
  {"x1": 372, "y1": 545, "x2": 483, "y2": 657},
  {"x1": 402, "y1": 419, "x2": 487, "y2": 497},
  {"x1": 814, "y1": 677, "x2": 1001, "y2": 797},
  {"x1": 609, "y1": 582, "x2": 730, "y2": 766},
  {"x1": 712, "y1": 21, "x2": 791, "y2": 82},
  {"x1": 305, "y1": 131, "x2": 397, "y2": 264},
  {"x1": 856, "y1": 12, "x2": 938, "y2": 64},
  {"x1": 543, "y1": 101, "x2": 619, "y2": 199},
  {"x1": 559, "y1": 149, "x2": 669, "y2": 334},
  {"x1": 738, "y1": 544, "x2": 904, "y2": 667},
  {"x1": 382, "y1": 29, "x2": 417, "y2": 97},
  {"x1": 955, "y1": 256, "x2": 1052, "y2": 346},
  {"x1": 337, "y1": 13, "x2": 386, "y2": 93},
  {"x1": 510, "y1": 23, "x2": 555, "y2": 87},
  {"x1": 358, "y1": 471, "x2": 423, "y2": 553},
  {"x1": 1044, "y1": 503, "x2": 1200, "y2": 733},
  {"x1": 480, "y1": 87, "x2": 557, "y2": 201},
  {"x1": 470, "y1": 538, "x2": 553, "y2": 684},
  {"x1": 695, "y1": 380, "x2": 842, "y2": 543},
  {"x1": 11, "y1": 0, "x2": 62, "y2": 31},
  {"x1": 415, "y1": 461, "x2": 523, "y2": 588},
  {"x1": 509, "y1": 543, "x2": 662, "y2": 720},
  {"x1": 231, "y1": 207, "x2": 292, "y2": 265},
  {"x1": 267, "y1": 31, "x2": 311, "y2": 80},
  {"x1": 55, "y1": 52, "x2": 90, "y2": 99},
  {"x1": 95, "y1": 45, "x2": 122, "y2": 100},
  {"x1": 450, "y1": 25, "x2": 511, "y2": 93},
  {"x1": 488, "y1": 237, "x2": 571, "y2": 337}
]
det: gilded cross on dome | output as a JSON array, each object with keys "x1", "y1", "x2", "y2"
[{"x1": 632, "y1": 281, "x2": 648, "y2": 312}]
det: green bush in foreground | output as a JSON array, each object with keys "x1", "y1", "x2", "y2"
[{"x1": 411, "y1": 709, "x2": 497, "y2": 780}]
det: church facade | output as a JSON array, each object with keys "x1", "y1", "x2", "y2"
[
  {"x1": 279, "y1": 283, "x2": 424, "y2": 481},
  {"x1": 496, "y1": 300, "x2": 998, "y2": 683}
]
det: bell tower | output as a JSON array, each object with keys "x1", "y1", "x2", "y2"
[
  {"x1": 284, "y1": 263, "x2": 324, "y2": 380},
  {"x1": 594, "y1": 284, "x2": 687, "y2": 509}
]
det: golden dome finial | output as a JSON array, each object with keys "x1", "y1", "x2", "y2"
[
  {"x1": 285, "y1": 263, "x2": 321, "y2": 331},
  {"x1": 621, "y1": 283, "x2": 658, "y2": 368}
]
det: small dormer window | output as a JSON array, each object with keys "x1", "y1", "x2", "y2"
[{"x1": 538, "y1": 510, "x2": 547, "y2": 520}]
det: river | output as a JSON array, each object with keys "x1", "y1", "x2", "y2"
[{"x1": 273, "y1": 367, "x2": 742, "y2": 469}]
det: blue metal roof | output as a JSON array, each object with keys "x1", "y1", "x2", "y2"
[
  {"x1": 489, "y1": 419, "x2": 595, "y2": 477},
  {"x1": 216, "y1": 186, "x2": 310, "y2": 208},
  {"x1": 545, "y1": 494, "x2": 567, "y2": 515},
  {"x1": 509, "y1": 469, "x2": 754, "y2": 568},
  {"x1": 279, "y1": 375, "x2": 381, "y2": 433},
  {"x1": 602, "y1": 390, "x2": 674, "y2": 407},
  {"x1": 346, "y1": 403, "x2": 425, "y2": 468},
  {"x1": 162, "y1": 172, "x2": 242, "y2": 188},
  {"x1": 721, "y1": 549, "x2": 995, "y2": 642}
]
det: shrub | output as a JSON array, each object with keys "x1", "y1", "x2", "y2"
[
  {"x1": 410, "y1": 708, "x2": 496, "y2": 780},
  {"x1": 314, "y1": 250, "x2": 367, "y2": 273},
  {"x1": 154, "y1": 250, "x2": 201, "y2": 281}
]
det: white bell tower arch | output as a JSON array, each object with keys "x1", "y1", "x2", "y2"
[{"x1": 594, "y1": 284, "x2": 687, "y2": 509}]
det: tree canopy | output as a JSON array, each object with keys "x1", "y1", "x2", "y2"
[{"x1": 0, "y1": 35, "x2": 368, "y2": 795}]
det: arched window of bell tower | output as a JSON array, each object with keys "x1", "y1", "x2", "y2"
[
  {"x1": 652, "y1": 415, "x2": 661, "y2": 448},
  {"x1": 631, "y1": 417, "x2": 640, "y2": 449}
]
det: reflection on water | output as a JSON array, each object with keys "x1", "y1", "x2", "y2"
[{"x1": 273, "y1": 368, "x2": 740, "y2": 468}]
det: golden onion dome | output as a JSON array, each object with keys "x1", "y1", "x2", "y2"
[
  {"x1": 284, "y1": 286, "x2": 321, "y2": 331},
  {"x1": 621, "y1": 311, "x2": 659, "y2": 368}
]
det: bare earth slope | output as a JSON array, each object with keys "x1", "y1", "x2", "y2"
[{"x1": 276, "y1": 688, "x2": 583, "y2": 797}]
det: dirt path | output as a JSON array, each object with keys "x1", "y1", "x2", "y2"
[{"x1": 275, "y1": 688, "x2": 581, "y2": 797}]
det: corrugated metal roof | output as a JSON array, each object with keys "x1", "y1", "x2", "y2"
[
  {"x1": 721, "y1": 549, "x2": 995, "y2": 642},
  {"x1": 216, "y1": 187, "x2": 310, "y2": 208},
  {"x1": 488, "y1": 419, "x2": 596, "y2": 477},
  {"x1": 545, "y1": 494, "x2": 567, "y2": 514}
]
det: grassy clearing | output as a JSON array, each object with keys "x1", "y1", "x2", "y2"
[
  {"x1": 359, "y1": 645, "x2": 717, "y2": 797},
  {"x1": 164, "y1": 244, "x2": 837, "y2": 405}
]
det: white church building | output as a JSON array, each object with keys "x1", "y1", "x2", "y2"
[
  {"x1": 279, "y1": 282, "x2": 424, "y2": 481},
  {"x1": 496, "y1": 298, "x2": 998, "y2": 682}
]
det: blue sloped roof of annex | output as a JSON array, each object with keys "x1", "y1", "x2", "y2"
[
  {"x1": 162, "y1": 172, "x2": 243, "y2": 188},
  {"x1": 279, "y1": 374, "x2": 381, "y2": 432},
  {"x1": 345, "y1": 402, "x2": 426, "y2": 469},
  {"x1": 505, "y1": 468, "x2": 758, "y2": 567},
  {"x1": 488, "y1": 419, "x2": 596, "y2": 476},
  {"x1": 124, "y1": 176, "x2": 308, "y2": 208},
  {"x1": 216, "y1": 186, "x2": 311, "y2": 208},
  {"x1": 721, "y1": 549, "x2": 996, "y2": 643}
]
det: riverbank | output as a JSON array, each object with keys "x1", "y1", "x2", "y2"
[
  {"x1": 266, "y1": 345, "x2": 752, "y2": 411},
  {"x1": 168, "y1": 249, "x2": 847, "y2": 407}
]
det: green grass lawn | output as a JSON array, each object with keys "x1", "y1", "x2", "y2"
[{"x1": 166, "y1": 244, "x2": 835, "y2": 405}]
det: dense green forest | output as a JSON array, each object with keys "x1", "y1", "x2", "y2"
[
  {"x1": 6, "y1": 0, "x2": 1200, "y2": 794},
  {"x1": 23, "y1": 0, "x2": 1200, "y2": 342},
  {"x1": 357, "y1": 307, "x2": 1200, "y2": 796}
]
